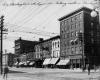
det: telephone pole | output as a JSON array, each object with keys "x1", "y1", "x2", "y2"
[
  {"x1": 0, "y1": 15, "x2": 4, "y2": 75},
  {"x1": 0, "y1": 15, "x2": 7, "y2": 75}
]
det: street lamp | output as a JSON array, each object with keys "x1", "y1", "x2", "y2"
[
  {"x1": 90, "y1": 9, "x2": 98, "y2": 68},
  {"x1": 91, "y1": 10, "x2": 98, "y2": 17}
]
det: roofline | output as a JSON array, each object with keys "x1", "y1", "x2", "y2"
[
  {"x1": 36, "y1": 35, "x2": 60, "y2": 45},
  {"x1": 58, "y1": 7, "x2": 92, "y2": 21}
]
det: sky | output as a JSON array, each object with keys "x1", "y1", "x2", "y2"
[{"x1": 0, "y1": 0, "x2": 95, "y2": 53}]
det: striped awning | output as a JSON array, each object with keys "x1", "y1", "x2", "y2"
[
  {"x1": 14, "y1": 62, "x2": 18, "y2": 65},
  {"x1": 23, "y1": 62, "x2": 27, "y2": 65},
  {"x1": 48, "y1": 58, "x2": 59, "y2": 65},
  {"x1": 57, "y1": 59, "x2": 70, "y2": 65},
  {"x1": 19, "y1": 62, "x2": 24, "y2": 65},
  {"x1": 29, "y1": 62, "x2": 35, "y2": 65},
  {"x1": 43, "y1": 58, "x2": 51, "y2": 65}
]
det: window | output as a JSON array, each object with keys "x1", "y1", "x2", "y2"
[
  {"x1": 79, "y1": 46, "x2": 82, "y2": 54},
  {"x1": 71, "y1": 47, "x2": 74, "y2": 54},
  {"x1": 71, "y1": 31, "x2": 74, "y2": 37},
  {"x1": 67, "y1": 33, "x2": 69, "y2": 38},
  {"x1": 75, "y1": 31, "x2": 78, "y2": 37},
  {"x1": 91, "y1": 38, "x2": 94, "y2": 44},
  {"x1": 91, "y1": 31, "x2": 93, "y2": 36},
  {"x1": 79, "y1": 21, "x2": 83, "y2": 28},
  {"x1": 53, "y1": 42, "x2": 54, "y2": 48},
  {"x1": 58, "y1": 41, "x2": 60, "y2": 48},
  {"x1": 75, "y1": 47, "x2": 79, "y2": 54},
  {"x1": 75, "y1": 22, "x2": 79, "y2": 28},
  {"x1": 71, "y1": 24, "x2": 75, "y2": 30}
]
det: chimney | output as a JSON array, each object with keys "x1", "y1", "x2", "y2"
[{"x1": 39, "y1": 38, "x2": 44, "y2": 42}]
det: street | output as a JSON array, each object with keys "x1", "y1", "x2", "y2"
[{"x1": 0, "y1": 67, "x2": 100, "y2": 80}]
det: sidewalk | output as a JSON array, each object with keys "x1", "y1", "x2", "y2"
[
  {"x1": 9, "y1": 67, "x2": 100, "y2": 79},
  {"x1": 9, "y1": 67, "x2": 100, "y2": 73},
  {"x1": 0, "y1": 75, "x2": 32, "y2": 80},
  {"x1": 0, "y1": 67, "x2": 100, "y2": 80}
]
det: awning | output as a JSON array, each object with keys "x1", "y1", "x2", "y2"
[
  {"x1": 29, "y1": 62, "x2": 35, "y2": 65},
  {"x1": 57, "y1": 59, "x2": 70, "y2": 65},
  {"x1": 18, "y1": 62, "x2": 24, "y2": 65},
  {"x1": 48, "y1": 58, "x2": 59, "y2": 65},
  {"x1": 43, "y1": 58, "x2": 51, "y2": 65},
  {"x1": 23, "y1": 62, "x2": 27, "y2": 66},
  {"x1": 14, "y1": 62, "x2": 18, "y2": 65}
]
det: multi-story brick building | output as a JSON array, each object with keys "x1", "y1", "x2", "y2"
[
  {"x1": 35, "y1": 35, "x2": 60, "y2": 67},
  {"x1": 15, "y1": 37, "x2": 38, "y2": 55},
  {"x1": 59, "y1": 7, "x2": 100, "y2": 69}
]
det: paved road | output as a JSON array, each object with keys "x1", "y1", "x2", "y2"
[{"x1": 0, "y1": 67, "x2": 100, "y2": 80}]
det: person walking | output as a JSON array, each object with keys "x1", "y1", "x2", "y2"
[
  {"x1": 88, "y1": 65, "x2": 90, "y2": 75},
  {"x1": 3, "y1": 65, "x2": 9, "y2": 80}
]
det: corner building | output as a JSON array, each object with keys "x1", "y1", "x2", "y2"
[{"x1": 59, "y1": 7, "x2": 100, "y2": 69}]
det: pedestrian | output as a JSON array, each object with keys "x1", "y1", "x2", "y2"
[
  {"x1": 3, "y1": 65, "x2": 9, "y2": 80},
  {"x1": 88, "y1": 65, "x2": 90, "y2": 75}
]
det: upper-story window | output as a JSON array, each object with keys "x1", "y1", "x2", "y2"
[
  {"x1": 55, "y1": 42, "x2": 57, "y2": 48},
  {"x1": 52, "y1": 42, "x2": 54, "y2": 48},
  {"x1": 71, "y1": 16, "x2": 75, "y2": 25},
  {"x1": 71, "y1": 47, "x2": 74, "y2": 54},
  {"x1": 71, "y1": 31, "x2": 74, "y2": 37},
  {"x1": 91, "y1": 38, "x2": 94, "y2": 44},
  {"x1": 79, "y1": 13, "x2": 83, "y2": 21},
  {"x1": 58, "y1": 41, "x2": 60, "y2": 48}
]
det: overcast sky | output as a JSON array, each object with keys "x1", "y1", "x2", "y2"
[{"x1": 0, "y1": 0, "x2": 94, "y2": 53}]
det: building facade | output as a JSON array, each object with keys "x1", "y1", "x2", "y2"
[
  {"x1": 51, "y1": 36, "x2": 60, "y2": 58},
  {"x1": 59, "y1": 7, "x2": 100, "y2": 69},
  {"x1": 15, "y1": 37, "x2": 38, "y2": 56},
  {"x1": 34, "y1": 36, "x2": 60, "y2": 67}
]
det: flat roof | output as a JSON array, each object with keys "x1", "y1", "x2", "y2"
[
  {"x1": 35, "y1": 35, "x2": 60, "y2": 45},
  {"x1": 58, "y1": 7, "x2": 92, "y2": 21}
]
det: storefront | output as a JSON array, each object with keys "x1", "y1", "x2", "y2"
[
  {"x1": 43, "y1": 58, "x2": 51, "y2": 68},
  {"x1": 69, "y1": 55, "x2": 84, "y2": 69},
  {"x1": 34, "y1": 59, "x2": 44, "y2": 68},
  {"x1": 48, "y1": 58, "x2": 59, "y2": 68},
  {"x1": 57, "y1": 58, "x2": 70, "y2": 69}
]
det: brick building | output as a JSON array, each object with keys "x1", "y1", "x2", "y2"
[
  {"x1": 15, "y1": 37, "x2": 38, "y2": 55},
  {"x1": 59, "y1": 7, "x2": 100, "y2": 69},
  {"x1": 34, "y1": 35, "x2": 60, "y2": 67}
]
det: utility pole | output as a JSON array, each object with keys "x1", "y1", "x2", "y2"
[
  {"x1": 0, "y1": 15, "x2": 7, "y2": 75},
  {"x1": 0, "y1": 15, "x2": 4, "y2": 75}
]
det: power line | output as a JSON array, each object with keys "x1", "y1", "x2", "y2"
[
  {"x1": 16, "y1": 5, "x2": 50, "y2": 29},
  {"x1": 5, "y1": 22, "x2": 59, "y2": 35},
  {"x1": 0, "y1": 1, "x2": 98, "y2": 6}
]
